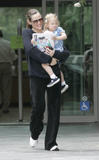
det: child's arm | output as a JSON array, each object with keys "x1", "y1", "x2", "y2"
[{"x1": 53, "y1": 32, "x2": 67, "y2": 41}]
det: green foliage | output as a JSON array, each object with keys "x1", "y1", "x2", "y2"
[
  {"x1": 0, "y1": 3, "x2": 92, "y2": 53},
  {"x1": 58, "y1": 1, "x2": 92, "y2": 53},
  {"x1": 80, "y1": 0, "x2": 87, "y2": 6},
  {"x1": 0, "y1": 7, "x2": 41, "y2": 40}
]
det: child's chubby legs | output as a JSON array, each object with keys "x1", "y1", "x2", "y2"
[
  {"x1": 42, "y1": 63, "x2": 60, "y2": 87},
  {"x1": 42, "y1": 63, "x2": 56, "y2": 78}
]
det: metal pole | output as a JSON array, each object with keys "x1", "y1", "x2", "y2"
[
  {"x1": 54, "y1": 0, "x2": 59, "y2": 16},
  {"x1": 17, "y1": 19, "x2": 23, "y2": 122},
  {"x1": 42, "y1": 0, "x2": 46, "y2": 18}
]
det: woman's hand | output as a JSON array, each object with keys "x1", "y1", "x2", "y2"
[
  {"x1": 31, "y1": 39, "x2": 37, "y2": 46},
  {"x1": 45, "y1": 48, "x2": 55, "y2": 57},
  {"x1": 31, "y1": 38, "x2": 34, "y2": 44}
]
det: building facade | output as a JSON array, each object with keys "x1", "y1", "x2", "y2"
[{"x1": 0, "y1": 0, "x2": 99, "y2": 123}]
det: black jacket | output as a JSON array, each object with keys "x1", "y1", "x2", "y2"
[{"x1": 22, "y1": 28, "x2": 69, "y2": 78}]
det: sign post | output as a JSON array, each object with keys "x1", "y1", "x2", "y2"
[{"x1": 17, "y1": 19, "x2": 23, "y2": 122}]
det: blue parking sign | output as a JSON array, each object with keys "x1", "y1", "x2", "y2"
[{"x1": 80, "y1": 101, "x2": 90, "y2": 111}]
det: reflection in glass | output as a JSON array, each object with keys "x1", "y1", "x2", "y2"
[
  {"x1": 0, "y1": 7, "x2": 41, "y2": 123},
  {"x1": 58, "y1": 1, "x2": 93, "y2": 116}
]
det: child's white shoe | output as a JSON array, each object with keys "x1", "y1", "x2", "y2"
[{"x1": 61, "y1": 84, "x2": 69, "y2": 94}]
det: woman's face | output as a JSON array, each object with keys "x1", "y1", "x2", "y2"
[{"x1": 31, "y1": 12, "x2": 43, "y2": 32}]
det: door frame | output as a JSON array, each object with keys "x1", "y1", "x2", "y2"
[{"x1": 96, "y1": 0, "x2": 99, "y2": 122}]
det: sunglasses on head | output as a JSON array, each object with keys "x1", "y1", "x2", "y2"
[{"x1": 32, "y1": 18, "x2": 43, "y2": 23}]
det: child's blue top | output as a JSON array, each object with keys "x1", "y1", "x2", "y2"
[{"x1": 53, "y1": 27, "x2": 65, "y2": 52}]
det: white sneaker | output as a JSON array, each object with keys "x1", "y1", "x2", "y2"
[
  {"x1": 29, "y1": 137, "x2": 38, "y2": 147},
  {"x1": 50, "y1": 145, "x2": 59, "y2": 151},
  {"x1": 47, "y1": 77, "x2": 60, "y2": 87},
  {"x1": 61, "y1": 84, "x2": 69, "y2": 94}
]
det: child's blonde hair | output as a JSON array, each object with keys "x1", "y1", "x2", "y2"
[{"x1": 44, "y1": 13, "x2": 60, "y2": 31}]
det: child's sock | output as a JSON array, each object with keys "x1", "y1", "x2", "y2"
[
  {"x1": 61, "y1": 81, "x2": 66, "y2": 86},
  {"x1": 50, "y1": 74, "x2": 57, "y2": 79}
]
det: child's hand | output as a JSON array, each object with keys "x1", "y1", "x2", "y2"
[{"x1": 52, "y1": 36, "x2": 57, "y2": 40}]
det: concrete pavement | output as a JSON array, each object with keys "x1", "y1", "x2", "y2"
[{"x1": 0, "y1": 123, "x2": 99, "y2": 160}]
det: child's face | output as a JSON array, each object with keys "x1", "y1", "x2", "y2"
[{"x1": 47, "y1": 18, "x2": 58, "y2": 32}]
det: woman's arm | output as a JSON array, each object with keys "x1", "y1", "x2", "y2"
[
  {"x1": 22, "y1": 29, "x2": 52, "y2": 64},
  {"x1": 45, "y1": 47, "x2": 70, "y2": 63},
  {"x1": 54, "y1": 48, "x2": 70, "y2": 62}
]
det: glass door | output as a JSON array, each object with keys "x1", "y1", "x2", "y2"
[
  {"x1": 0, "y1": 5, "x2": 42, "y2": 123},
  {"x1": 44, "y1": 0, "x2": 97, "y2": 122},
  {"x1": 0, "y1": 0, "x2": 97, "y2": 123}
]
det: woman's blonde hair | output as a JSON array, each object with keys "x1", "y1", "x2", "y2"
[{"x1": 44, "y1": 13, "x2": 59, "y2": 31}]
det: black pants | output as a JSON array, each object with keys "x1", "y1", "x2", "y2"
[{"x1": 29, "y1": 76, "x2": 61, "y2": 150}]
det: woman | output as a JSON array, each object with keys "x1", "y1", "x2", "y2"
[{"x1": 22, "y1": 9, "x2": 69, "y2": 151}]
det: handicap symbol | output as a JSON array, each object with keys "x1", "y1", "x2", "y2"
[{"x1": 80, "y1": 101, "x2": 90, "y2": 111}]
